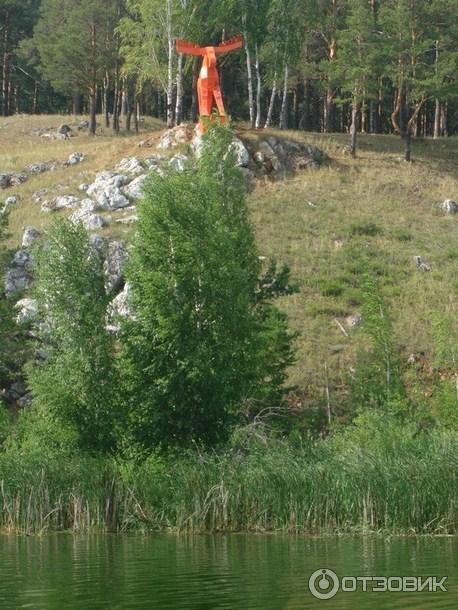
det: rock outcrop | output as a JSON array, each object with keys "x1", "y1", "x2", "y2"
[
  {"x1": 4, "y1": 250, "x2": 33, "y2": 297},
  {"x1": 106, "y1": 282, "x2": 134, "y2": 332},
  {"x1": 104, "y1": 240, "x2": 129, "y2": 294},
  {"x1": 440, "y1": 199, "x2": 458, "y2": 215},
  {"x1": 86, "y1": 171, "x2": 131, "y2": 210},
  {"x1": 0, "y1": 172, "x2": 27, "y2": 189},
  {"x1": 22, "y1": 227, "x2": 41, "y2": 249}
]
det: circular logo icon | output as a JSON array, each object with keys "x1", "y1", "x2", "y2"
[{"x1": 309, "y1": 568, "x2": 340, "y2": 600}]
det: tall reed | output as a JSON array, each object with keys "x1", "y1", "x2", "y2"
[{"x1": 1, "y1": 422, "x2": 457, "y2": 535}]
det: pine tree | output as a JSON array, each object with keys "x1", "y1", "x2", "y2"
[
  {"x1": 333, "y1": 0, "x2": 381, "y2": 155},
  {"x1": 380, "y1": 0, "x2": 438, "y2": 160},
  {"x1": 34, "y1": 0, "x2": 118, "y2": 133},
  {"x1": 0, "y1": 0, "x2": 40, "y2": 116}
]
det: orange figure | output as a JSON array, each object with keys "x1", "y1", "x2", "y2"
[{"x1": 176, "y1": 35, "x2": 243, "y2": 132}]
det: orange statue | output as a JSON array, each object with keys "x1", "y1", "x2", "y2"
[{"x1": 176, "y1": 35, "x2": 243, "y2": 132}]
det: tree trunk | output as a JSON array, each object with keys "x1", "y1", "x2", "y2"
[
  {"x1": 254, "y1": 43, "x2": 262, "y2": 129},
  {"x1": 361, "y1": 95, "x2": 367, "y2": 133},
  {"x1": 89, "y1": 87, "x2": 97, "y2": 135},
  {"x1": 350, "y1": 97, "x2": 360, "y2": 158},
  {"x1": 32, "y1": 81, "x2": 39, "y2": 114},
  {"x1": 126, "y1": 80, "x2": 132, "y2": 132},
  {"x1": 113, "y1": 78, "x2": 120, "y2": 133},
  {"x1": 121, "y1": 82, "x2": 128, "y2": 119},
  {"x1": 72, "y1": 93, "x2": 82, "y2": 115},
  {"x1": 441, "y1": 102, "x2": 448, "y2": 137},
  {"x1": 376, "y1": 79, "x2": 383, "y2": 133},
  {"x1": 166, "y1": 0, "x2": 174, "y2": 128},
  {"x1": 433, "y1": 99, "x2": 441, "y2": 139},
  {"x1": 369, "y1": 100, "x2": 375, "y2": 134},
  {"x1": 324, "y1": 89, "x2": 335, "y2": 133},
  {"x1": 292, "y1": 87, "x2": 298, "y2": 129},
  {"x1": 279, "y1": 64, "x2": 289, "y2": 130},
  {"x1": 13, "y1": 85, "x2": 18, "y2": 114},
  {"x1": 89, "y1": 24, "x2": 98, "y2": 135},
  {"x1": 404, "y1": 131, "x2": 411, "y2": 162},
  {"x1": 2, "y1": 19, "x2": 10, "y2": 117},
  {"x1": 191, "y1": 57, "x2": 199, "y2": 122},
  {"x1": 135, "y1": 100, "x2": 140, "y2": 133},
  {"x1": 175, "y1": 52, "x2": 184, "y2": 125},
  {"x1": 244, "y1": 27, "x2": 255, "y2": 128},
  {"x1": 103, "y1": 72, "x2": 110, "y2": 128},
  {"x1": 301, "y1": 77, "x2": 311, "y2": 131},
  {"x1": 264, "y1": 75, "x2": 277, "y2": 129}
]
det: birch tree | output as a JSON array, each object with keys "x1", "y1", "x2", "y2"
[{"x1": 120, "y1": 0, "x2": 198, "y2": 128}]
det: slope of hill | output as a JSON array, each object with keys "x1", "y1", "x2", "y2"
[{"x1": 1, "y1": 114, "x2": 457, "y2": 419}]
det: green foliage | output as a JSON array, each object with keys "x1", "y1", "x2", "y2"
[
  {"x1": 1, "y1": 420, "x2": 458, "y2": 534},
  {"x1": 27, "y1": 219, "x2": 120, "y2": 453},
  {"x1": 34, "y1": 0, "x2": 117, "y2": 94},
  {"x1": 349, "y1": 221, "x2": 383, "y2": 237},
  {"x1": 332, "y1": 0, "x2": 381, "y2": 104},
  {"x1": 0, "y1": 211, "x2": 30, "y2": 396},
  {"x1": 430, "y1": 312, "x2": 458, "y2": 427},
  {"x1": 0, "y1": 402, "x2": 11, "y2": 450},
  {"x1": 121, "y1": 124, "x2": 294, "y2": 449},
  {"x1": 350, "y1": 273, "x2": 407, "y2": 413}
]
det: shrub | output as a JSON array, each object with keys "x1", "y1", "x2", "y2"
[
  {"x1": 27, "y1": 219, "x2": 120, "y2": 453},
  {"x1": 120, "y1": 125, "x2": 295, "y2": 449},
  {"x1": 350, "y1": 273, "x2": 407, "y2": 413}
]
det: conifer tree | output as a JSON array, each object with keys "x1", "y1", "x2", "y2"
[{"x1": 34, "y1": 0, "x2": 118, "y2": 133}]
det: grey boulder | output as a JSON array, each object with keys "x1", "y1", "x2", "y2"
[
  {"x1": 4, "y1": 250, "x2": 33, "y2": 297},
  {"x1": 440, "y1": 199, "x2": 458, "y2": 215},
  {"x1": 106, "y1": 283, "x2": 134, "y2": 332},
  {"x1": 123, "y1": 174, "x2": 149, "y2": 200},
  {"x1": 15, "y1": 298, "x2": 39, "y2": 325},
  {"x1": 22, "y1": 226, "x2": 41, "y2": 249},
  {"x1": 86, "y1": 171, "x2": 131, "y2": 210},
  {"x1": 104, "y1": 240, "x2": 129, "y2": 293}
]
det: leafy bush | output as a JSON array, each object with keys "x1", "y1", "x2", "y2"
[
  {"x1": 0, "y1": 211, "x2": 30, "y2": 395},
  {"x1": 27, "y1": 219, "x2": 120, "y2": 453},
  {"x1": 350, "y1": 273, "x2": 407, "y2": 413},
  {"x1": 120, "y1": 125, "x2": 295, "y2": 449}
]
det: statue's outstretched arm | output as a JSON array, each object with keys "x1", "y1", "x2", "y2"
[
  {"x1": 214, "y1": 35, "x2": 243, "y2": 54},
  {"x1": 175, "y1": 38, "x2": 205, "y2": 55}
]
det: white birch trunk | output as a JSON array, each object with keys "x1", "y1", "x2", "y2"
[
  {"x1": 175, "y1": 52, "x2": 184, "y2": 125},
  {"x1": 279, "y1": 64, "x2": 289, "y2": 130},
  {"x1": 166, "y1": 0, "x2": 174, "y2": 128},
  {"x1": 264, "y1": 73, "x2": 277, "y2": 129},
  {"x1": 243, "y1": 23, "x2": 255, "y2": 128},
  {"x1": 255, "y1": 43, "x2": 262, "y2": 129}
]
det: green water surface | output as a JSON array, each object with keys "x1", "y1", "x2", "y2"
[{"x1": 0, "y1": 534, "x2": 455, "y2": 609}]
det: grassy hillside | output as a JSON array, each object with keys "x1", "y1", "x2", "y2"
[{"x1": 1, "y1": 115, "x2": 457, "y2": 419}]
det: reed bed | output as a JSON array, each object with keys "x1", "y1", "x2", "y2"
[{"x1": 1, "y1": 425, "x2": 457, "y2": 535}]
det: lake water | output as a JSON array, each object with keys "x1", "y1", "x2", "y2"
[{"x1": 0, "y1": 534, "x2": 455, "y2": 609}]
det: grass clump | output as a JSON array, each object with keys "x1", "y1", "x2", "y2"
[{"x1": 349, "y1": 221, "x2": 384, "y2": 237}]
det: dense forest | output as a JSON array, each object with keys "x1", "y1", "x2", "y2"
[{"x1": 1, "y1": 1, "x2": 458, "y2": 152}]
